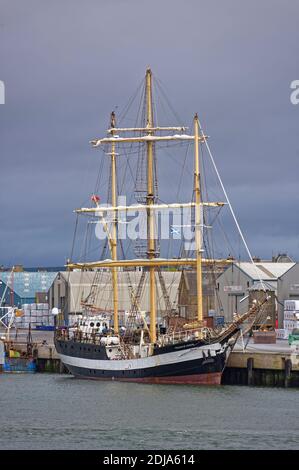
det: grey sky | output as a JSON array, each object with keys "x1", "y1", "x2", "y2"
[{"x1": 1, "y1": 0, "x2": 299, "y2": 266}]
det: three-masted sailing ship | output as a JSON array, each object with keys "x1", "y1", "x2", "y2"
[{"x1": 54, "y1": 68, "x2": 268, "y2": 384}]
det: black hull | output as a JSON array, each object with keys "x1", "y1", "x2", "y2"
[
  {"x1": 55, "y1": 329, "x2": 238, "y2": 385},
  {"x1": 60, "y1": 351, "x2": 226, "y2": 384}
]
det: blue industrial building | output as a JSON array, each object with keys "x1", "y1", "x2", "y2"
[{"x1": 0, "y1": 271, "x2": 57, "y2": 307}]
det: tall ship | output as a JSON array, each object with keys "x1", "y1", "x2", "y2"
[{"x1": 54, "y1": 68, "x2": 268, "y2": 384}]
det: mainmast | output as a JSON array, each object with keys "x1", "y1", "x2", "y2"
[
  {"x1": 194, "y1": 113, "x2": 203, "y2": 322},
  {"x1": 110, "y1": 111, "x2": 119, "y2": 334},
  {"x1": 145, "y1": 68, "x2": 157, "y2": 343}
]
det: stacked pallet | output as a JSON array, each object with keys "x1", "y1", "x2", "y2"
[
  {"x1": 276, "y1": 300, "x2": 299, "y2": 340},
  {"x1": 16, "y1": 303, "x2": 54, "y2": 328}
]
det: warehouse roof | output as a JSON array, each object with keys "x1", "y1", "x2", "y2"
[
  {"x1": 248, "y1": 280, "x2": 276, "y2": 291},
  {"x1": 0, "y1": 271, "x2": 57, "y2": 298},
  {"x1": 234, "y1": 262, "x2": 295, "y2": 280},
  {"x1": 57, "y1": 270, "x2": 180, "y2": 286}
]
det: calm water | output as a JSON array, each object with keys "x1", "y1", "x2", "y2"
[{"x1": 0, "y1": 374, "x2": 298, "y2": 450}]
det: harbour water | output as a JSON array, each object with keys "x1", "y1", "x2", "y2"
[{"x1": 0, "y1": 374, "x2": 298, "y2": 450}]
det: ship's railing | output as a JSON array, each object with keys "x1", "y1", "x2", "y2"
[
  {"x1": 55, "y1": 324, "x2": 223, "y2": 347},
  {"x1": 157, "y1": 327, "x2": 215, "y2": 346},
  {"x1": 55, "y1": 328, "x2": 107, "y2": 345}
]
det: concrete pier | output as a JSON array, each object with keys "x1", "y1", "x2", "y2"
[{"x1": 222, "y1": 339, "x2": 299, "y2": 387}]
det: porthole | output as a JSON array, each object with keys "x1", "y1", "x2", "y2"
[
  {"x1": 90, "y1": 322, "x2": 94, "y2": 327},
  {"x1": 96, "y1": 322, "x2": 100, "y2": 327},
  {"x1": 109, "y1": 348, "x2": 112, "y2": 353}
]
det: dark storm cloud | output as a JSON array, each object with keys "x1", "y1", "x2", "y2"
[{"x1": 1, "y1": 0, "x2": 299, "y2": 266}]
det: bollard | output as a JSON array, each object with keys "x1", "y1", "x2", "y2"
[
  {"x1": 247, "y1": 357, "x2": 254, "y2": 386},
  {"x1": 284, "y1": 359, "x2": 292, "y2": 388}
]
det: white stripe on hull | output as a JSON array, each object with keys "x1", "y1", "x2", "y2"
[{"x1": 59, "y1": 342, "x2": 228, "y2": 371}]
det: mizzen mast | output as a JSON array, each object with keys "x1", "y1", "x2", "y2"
[{"x1": 194, "y1": 113, "x2": 203, "y2": 322}]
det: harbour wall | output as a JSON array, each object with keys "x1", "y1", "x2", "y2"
[{"x1": 223, "y1": 351, "x2": 299, "y2": 387}]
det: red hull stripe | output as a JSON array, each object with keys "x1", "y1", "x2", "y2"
[{"x1": 75, "y1": 372, "x2": 222, "y2": 385}]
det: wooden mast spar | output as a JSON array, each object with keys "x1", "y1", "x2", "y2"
[
  {"x1": 194, "y1": 113, "x2": 203, "y2": 323},
  {"x1": 110, "y1": 112, "x2": 119, "y2": 334},
  {"x1": 145, "y1": 68, "x2": 157, "y2": 344}
]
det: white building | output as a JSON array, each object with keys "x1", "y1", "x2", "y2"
[
  {"x1": 216, "y1": 262, "x2": 299, "y2": 326},
  {"x1": 49, "y1": 270, "x2": 180, "y2": 320}
]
